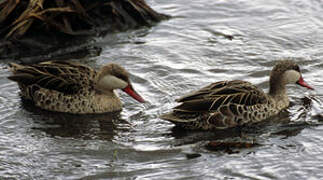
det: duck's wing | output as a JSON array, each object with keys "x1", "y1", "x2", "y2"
[
  {"x1": 173, "y1": 80, "x2": 268, "y2": 113},
  {"x1": 8, "y1": 61, "x2": 96, "y2": 94}
]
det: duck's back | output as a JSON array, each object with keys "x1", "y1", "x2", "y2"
[
  {"x1": 8, "y1": 61, "x2": 122, "y2": 114},
  {"x1": 161, "y1": 80, "x2": 272, "y2": 130},
  {"x1": 8, "y1": 61, "x2": 96, "y2": 95}
]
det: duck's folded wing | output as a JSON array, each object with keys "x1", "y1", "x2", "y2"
[
  {"x1": 8, "y1": 61, "x2": 94, "y2": 94},
  {"x1": 174, "y1": 80, "x2": 268, "y2": 112}
]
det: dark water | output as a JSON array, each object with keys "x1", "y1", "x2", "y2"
[{"x1": 1, "y1": 0, "x2": 323, "y2": 179}]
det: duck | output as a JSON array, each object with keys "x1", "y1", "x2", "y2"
[
  {"x1": 8, "y1": 61, "x2": 145, "y2": 114},
  {"x1": 160, "y1": 60, "x2": 314, "y2": 130}
]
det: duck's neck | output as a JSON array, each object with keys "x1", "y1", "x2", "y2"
[
  {"x1": 95, "y1": 88, "x2": 117, "y2": 97},
  {"x1": 269, "y1": 79, "x2": 287, "y2": 97},
  {"x1": 268, "y1": 79, "x2": 289, "y2": 108}
]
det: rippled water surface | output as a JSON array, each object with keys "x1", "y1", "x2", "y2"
[{"x1": 1, "y1": 0, "x2": 323, "y2": 179}]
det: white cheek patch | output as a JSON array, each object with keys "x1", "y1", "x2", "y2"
[
  {"x1": 99, "y1": 75, "x2": 128, "y2": 90},
  {"x1": 283, "y1": 70, "x2": 301, "y2": 84}
]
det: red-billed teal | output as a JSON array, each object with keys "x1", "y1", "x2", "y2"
[
  {"x1": 8, "y1": 61, "x2": 145, "y2": 114},
  {"x1": 161, "y1": 60, "x2": 314, "y2": 130}
]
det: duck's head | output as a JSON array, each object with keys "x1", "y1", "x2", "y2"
[
  {"x1": 270, "y1": 60, "x2": 314, "y2": 92},
  {"x1": 95, "y1": 63, "x2": 145, "y2": 103}
]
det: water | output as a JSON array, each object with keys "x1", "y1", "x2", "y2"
[{"x1": 1, "y1": 0, "x2": 323, "y2": 179}]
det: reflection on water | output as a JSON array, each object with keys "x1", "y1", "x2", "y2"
[
  {"x1": 21, "y1": 100, "x2": 122, "y2": 140},
  {"x1": 0, "y1": 0, "x2": 323, "y2": 179}
]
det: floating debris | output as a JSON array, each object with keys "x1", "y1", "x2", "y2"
[
  {"x1": 185, "y1": 153, "x2": 202, "y2": 159},
  {"x1": 205, "y1": 140, "x2": 259, "y2": 153}
]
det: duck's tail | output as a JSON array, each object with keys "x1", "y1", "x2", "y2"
[
  {"x1": 7, "y1": 63, "x2": 32, "y2": 84},
  {"x1": 8, "y1": 63, "x2": 25, "y2": 73},
  {"x1": 160, "y1": 111, "x2": 197, "y2": 123}
]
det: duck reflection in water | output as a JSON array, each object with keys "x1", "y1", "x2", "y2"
[{"x1": 21, "y1": 99, "x2": 130, "y2": 140}]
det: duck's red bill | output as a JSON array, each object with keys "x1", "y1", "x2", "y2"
[
  {"x1": 297, "y1": 77, "x2": 314, "y2": 90},
  {"x1": 122, "y1": 85, "x2": 145, "y2": 103}
]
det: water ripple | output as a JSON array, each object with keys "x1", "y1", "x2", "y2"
[{"x1": 1, "y1": 0, "x2": 323, "y2": 179}]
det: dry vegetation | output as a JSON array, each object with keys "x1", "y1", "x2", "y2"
[
  {"x1": 0, "y1": 0, "x2": 168, "y2": 59},
  {"x1": 0, "y1": 0, "x2": 168, "y2": 39}
]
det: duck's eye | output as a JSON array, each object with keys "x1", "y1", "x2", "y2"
[
  {"x1": 294, "y1": 65, "x2": 300, "y2": 72},
  {"x1": 115, "y1": 73, "x2": 129, "y2": 83}
]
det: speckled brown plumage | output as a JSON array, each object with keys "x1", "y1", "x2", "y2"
[
  {"x1": 161, "y1": 60, "x2": 314, "y2": 130},
  {"x1": 8, "y1": 61, "x2": 144, "y2": 114}
]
